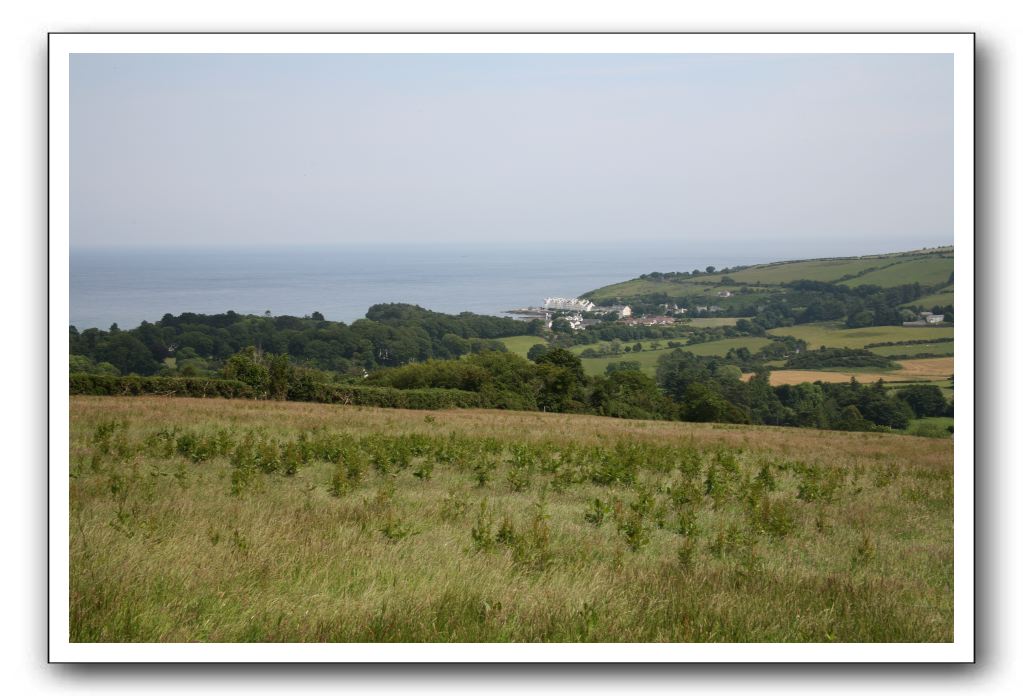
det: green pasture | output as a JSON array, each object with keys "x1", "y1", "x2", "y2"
[
  {"x1": 498, "y1": 335, "x2": 546, "y2": 358},
  {"x1": 840, "y1": 256, "x2": 954, "y2": 289},
  {"x1": 768, "y1": 323, "x2": 954, "y2": 350}
]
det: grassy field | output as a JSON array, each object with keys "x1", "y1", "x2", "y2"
[
  {"x1": 868, "y1": 342, "x2": 954, "y2": 358},
  {"x1": 584, "y1": 249, "x2": 954, "y2": 304},
  {"x1": 579, "y1": 348, "x2": 669, "y2": 377},
  {"x1": 756, "y1": 358, "x2": 954, "y2": 387},
  {"x1": 902, "y1": 287, "x2": 953, "y2": 309},
  {"x1": 578, "y1": 337, "x2": 774, "y2": 377},
  {"x1": 685, "y1": 317, "x2": 740, "y2": 327},
  {"x1": 69, "y1": 396, "x2": 953, "y2": 643},
  {"x1": 840, "y1": 256, "x2": 954, "y2": 289},
  {"x1": 703, "y1": 257, "x2": 895, "y2": 285},
  {"x1": 498, "y1": 335, "x2": 546, "y2": 358},
  {"x1": 903, "y1": 417, "x2": 954, "y2": 439},
  {"x1": 569, "y1": 339, "x2": 673, "y2": 356},
  {"x1": 768, "y1": 322, "x2": 954, "y2": 350}
]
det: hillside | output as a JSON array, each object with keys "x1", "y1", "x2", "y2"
[
  {"x1": 582, "y1": 247, "x2": 954, "y2": 306},
  {"x1": 70, "y1": 396, "x2": 953, "y2": 642}
]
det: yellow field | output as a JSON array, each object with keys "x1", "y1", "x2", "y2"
[{"x1": 747, "y1": 358, "x2": 955, "y2": 386}]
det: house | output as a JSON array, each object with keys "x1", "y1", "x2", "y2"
[
  {"x1": 903, "y1": 311, "x2": 946, "y2": 326},
  {"x1": 716, "y1": 290, "x2": 732, "y2": 298}
]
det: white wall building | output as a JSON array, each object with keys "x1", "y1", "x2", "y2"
[{"x1": 543, "y1": 297, "x2": 596, "y2": 312}]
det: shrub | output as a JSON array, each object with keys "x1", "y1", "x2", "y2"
[
  {"x1": 584, "y1": 498, "x2": 611, "y2": 526},
  {"x1": 470, "y1": 500, "x2": 496, "y2": 552}
]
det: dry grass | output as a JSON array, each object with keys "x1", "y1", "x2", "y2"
[
  {"x1": 69, "y1": 396, "x2": 954, "y2": 643},
  {"x1": 752, "y1": 358, "x2": 954, "y2": 386}
]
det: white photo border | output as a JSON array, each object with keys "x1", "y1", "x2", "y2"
[{"x1": 49, "y1": 31, "x2": 975, "y2": 663}]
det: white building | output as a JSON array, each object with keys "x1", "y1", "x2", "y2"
[{"x1": 543, "y1": 297, "x2": 596, "y2": 312}]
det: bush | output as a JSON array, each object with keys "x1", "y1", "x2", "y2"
[
  {"x1": 785, "y1": 347, "x2": 894, "y2": 370},
  {"x1": 70, "y1": 374, "x2": 256, "y2": 399},
  {"x1": 895, "y1": 384, "x2": 948, "y2": 418}
]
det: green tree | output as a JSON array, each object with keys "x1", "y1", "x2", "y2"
[
  {"x1": 222, "y1": 347, "x2": 271, "y2": 395},
  {"x1": 895, "y1": 384, "x2": 947, "y2": 418},
  {"x1": 527, "y1": 343, "x2": 550, "y2": 362}
]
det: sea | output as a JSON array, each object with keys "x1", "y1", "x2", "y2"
[{"x1": 69, "y1": 243, "x2": 785, "y2": 331}]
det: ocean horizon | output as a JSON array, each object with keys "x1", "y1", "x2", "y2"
[{"x1": 68, "y1": 241, "x2": 929, "y2": 331}]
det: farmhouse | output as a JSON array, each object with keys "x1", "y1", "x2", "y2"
[
  {"x1": 903, "y1": 311, "x2": 947, "y2": 326},
  {"x1": 604, "y1": 304, "x2": 632, "y2": 318}
]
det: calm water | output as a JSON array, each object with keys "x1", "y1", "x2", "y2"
[{"x1": 70, "y1": 244, "x2": 777, "y2": 330}]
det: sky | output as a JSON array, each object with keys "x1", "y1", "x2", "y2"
[{"x1": 70, "y1": 53, "x2": 953, "y2": 252}]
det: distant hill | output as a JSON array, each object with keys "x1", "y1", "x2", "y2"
[{"x1": 581, "y1": 247, "x2": 954, "y2": 308}]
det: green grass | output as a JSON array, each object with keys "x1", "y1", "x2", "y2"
[
  {"x1": 768, "y1": 322, "x2": 955, "y2": 350},
  {"x1": 579, "y1": 348, "x2": 670, "y2": 377},
  {"x1": 70, "y1": 396, "x2": 954, "y2": 643},
  {"x1": 685, "y1": 317, "x2": 740, "y2": 327},
  {"x1": 869, "y1": 342, "x2": 954, "y2": 358},
  {"x1": 583, "y1": 248, "x2": 954, "y2": 304},
  {"x1": 841, "y1": 256, "x2": 954, "y2": 289},
  {"x1": 902, "y1": 287, "x2": 954, "y2": 309},
  {"x1": 703, "y1": 257, "x2": 897, "y2": 284},
  {"x1": 578, "y1": 337, "x2": 774, "y2": 377},
  {"x1": 681, "y1": 337, "x2": 774, "y2": 356},
  {"x1": 498, "y1": 335, "x2": 547, "y2": 358},
  {"x1": 569, "y1": 338, "x2": 682, "y2": 356},
  {"x1": 902, "y1": 417, "x2": 954, "y2": 439}
]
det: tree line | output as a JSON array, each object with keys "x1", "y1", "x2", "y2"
[{"x1": 69, "y1": 304, "x2": 541, "y2": 377}]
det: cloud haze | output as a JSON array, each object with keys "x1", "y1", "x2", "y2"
[{"x1": 70, "y1": 53, "x2": 953, "y2": 252}]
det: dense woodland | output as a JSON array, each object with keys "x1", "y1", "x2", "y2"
[{"x1": 70, "y1": 304, "x2": 541, "y2": 377}]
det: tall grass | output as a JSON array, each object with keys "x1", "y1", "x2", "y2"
[{"x1": 69, "y1": 396, "x2": 953, "y2": 642}]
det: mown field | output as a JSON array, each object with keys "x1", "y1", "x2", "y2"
[
  {"x1": 578, "y1": 337, "x2": 774, "y2": 377},
  {"x1": 684, "y1": 317, "x2": 740, "y2": 327},
  {"x1": 839, "y1": 256, "x2": 954, "y2": 289},
  {"x1": 868, "y1": 342, "x2": 954, "y2": 358},
  {"x1": 767, "y1": 323, "x2": 955, "y2": 350},
  {"x1": 759, "y1": 358, "x2": 954, "y2": 386},
  {"x1": 498, "y1": 335, "x2": 546, "y2": 358},
  {"x1": 901, "y1": 287, "x2": 954, "y2": 309},
  {"x1": 70, "y1": 396, "x2": 953, "y2": 643}
]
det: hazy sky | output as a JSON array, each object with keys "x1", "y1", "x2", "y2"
[{"x1": 70, "y1": 53, "x2": 953, "y2": 251}]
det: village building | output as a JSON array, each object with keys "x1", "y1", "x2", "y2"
[
  {"x1": 543, "y1": 297, "x2": 596, "y2": 312},
  {"x1": 623, "y1": 315, "x2": 676, "y2": 326}
]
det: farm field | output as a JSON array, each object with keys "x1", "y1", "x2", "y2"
[
  {"x1": 768, "y1": 323, "x2": 954, "y2": 350},
  {"x1": 868, "y1": 342, "x2": 954, "y2": 358},
  {"x1": 684, "y1": 317, "x2": 740, "y2": 327},
  {"x1": 754, "y1": 358, "x2": 953, "y2": 387},
  {"x1": 840, "y1": 256, "x2": 953, "y2": 289},
  {"x1": 583, "y1": 248, "x2": 954, "y2": 305},
  {"x1": 901, "y1": 287, "x2": 954, "y2": 309},
  {"x1": 703, "y1": 257, "x2": 895, "y2": 285},
  {"x1": 683, "y1": 337, "x2": 774, "y2": 356},
  {"x1": 579, "y1": 347, "x2": 670, "y2": 377},
  {"x1": 569, "y1": 339, "x2": 675, "y2": 356},
  {"x1": 498, "y1": 335, "x2": 546, "y2": 358},
  {"x1": 69, "y1": 396, "x2": 953, "y2": 643},
  {"x1": 578, "y1": 337, "x2": 774, "y2": 377}
]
